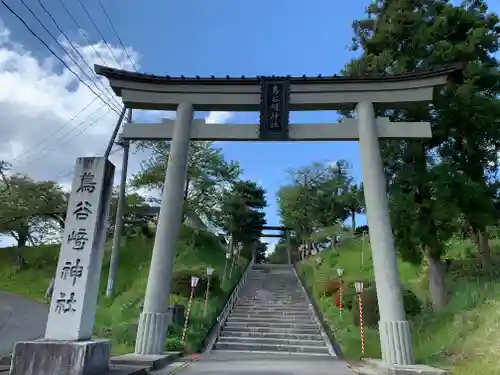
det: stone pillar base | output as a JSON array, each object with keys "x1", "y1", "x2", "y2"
[
  {"x1": 379, "y1": 320, "x2": 413, "y2": 365},
  {"x1": 134, "y1": 312, "x2": 170, "y2": 355},
  {"x1": 9, "y1": 339, "x2": 110, "y2": 375},
  {"x1": 364, "y1": 358, "x2": 449, "y2": 375}
]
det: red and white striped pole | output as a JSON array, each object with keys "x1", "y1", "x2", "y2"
[
  {"x1": 203, "y1": 267, "x2": 214, "y2": 317},
  {"x1": 355, "y1": 281, "x2": 365, "y2": 357},
  {"x1": 337, "y1": 268, "x2": 344, "y2": 317},
  {"x1": 181, "y1": 276, "x2": 199, "y2": 343}
]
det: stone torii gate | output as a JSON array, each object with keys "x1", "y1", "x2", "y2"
[
  {"x1": 8, "y1": 64, "x2": 461, "y2": 375},
  {"x1": 258, "y1": 225, "x2": 292, "y2": 264},
  {"x1": 93, "y1": 64, "x2": 460, "y2": 366}
]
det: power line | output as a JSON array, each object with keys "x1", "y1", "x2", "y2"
[
  {"x1": 96, "y1": 0, "x2": 137, "y2": 71},
  {"x1": 54, "y1": 146, "x2": 122, "y2": 181},
  {"x1": 12, "y1": 97, "x2": 104, "y2": 163},
  {"x1": 35, "y1": 0, "x2": 122, "y2": 109},
  {"x1": 76, "y1": 0, "x2": 122, "y2": 68},
  {"x1": 0, "y1": 0, "x2": 122, "y2": 117},
  {"x1": 16, "y1": 0, "x2": 121, "y2": 113},
  {"x1": 10, "y1": 96, "x2": 100, "y2": 164},
  {"x1": 56, "y1": 0, "x2": 108, "y2": 67},
  {"x1": 21, "y1": 107, "x2": 112, "y2": 168}
]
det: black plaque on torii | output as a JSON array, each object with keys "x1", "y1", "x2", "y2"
[{"x1": 259, "y1": 78, "x2": 290, "y2": 140}]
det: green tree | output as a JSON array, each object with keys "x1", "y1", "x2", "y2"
[
  {"x1": 132, "y1": 141, "x2": 241, "y2": 225},
  {"x1": 345, "y1": 183, "x2": 364, "y2": 231},
  {"x1": 342, "y1": 0, "x2": 500, "y2": 310},
  {"x1": 218, "y1": 180, "x2": 267, "y2": 249},
  {"x1": 277, "y1": 161, "x2": 353, "y2": 251},
  {"x1": 0, "y1": 174, "x2": 67, "y2": 266},
  {"x1": 254, "y1": 241, "x2": 268, "y2": 263},
  {"x1": 108, "y1": 190, "x2": 156, "y2": 237}
]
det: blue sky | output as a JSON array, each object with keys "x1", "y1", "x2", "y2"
[{"x1": 2, "y1": 0, "x2": 498, "y2": 249}]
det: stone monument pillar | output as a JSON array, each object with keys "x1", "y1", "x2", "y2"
[
  {"x1": 10, "y1": 157, "x2": 115, "y2": 375},
  {"x1": 134, "y1": 102, "x2": 194, "y2": 355},
  {"x1": 356, "y1": 101, "x2": 413, "y2": 365}
]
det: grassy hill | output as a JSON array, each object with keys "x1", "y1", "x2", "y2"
[
  {"x1": 297, "y1": 237, "x2": 500, "y2": 375},
  {"x1": 0, "y1": 225, "x2": 246, "y2": 354}
]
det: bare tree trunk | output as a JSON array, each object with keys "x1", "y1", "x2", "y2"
[
  {"x1": 425, "y1": 250, "x2": 447, "y2": 312},
  {"x1": 477, "y1": 229, "x2": 493, "y2": 268},
  {"x1": 351, "y1": 210, "x2": 356, "y2": 232}
]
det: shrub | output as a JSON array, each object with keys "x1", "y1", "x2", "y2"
[
  {"x1": 351, "y1": 285, "x2": 421, "y2": 327},
  {"x1": 325, "y1": 279, "x2": 343, "y2": 296}
]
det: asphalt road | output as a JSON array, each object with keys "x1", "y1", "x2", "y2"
[
  {"x1": 156, "y1": 352, "x2": 358, "y2": 375},
  {"x1": 0, "y1": 291, "x2": 48, "y2": 357}
]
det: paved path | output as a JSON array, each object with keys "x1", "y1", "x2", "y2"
[
  {"x1": 0, "y1": 291, "x2": 48, "y2": 357},
  {"x1": 156, "y1": 352, "x2": 358, "y2": 375}
]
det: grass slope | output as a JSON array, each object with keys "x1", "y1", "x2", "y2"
[
  {"x1": 0, "y1": 226, "x2": 245, "y2": 355},
  {"x1": 297, "y1": 238, "x2": 500, "y2": 375}
]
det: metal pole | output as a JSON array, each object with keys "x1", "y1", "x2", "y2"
[
  {"x1": 105, "y1": 110, "x2": 132, "y2": 297},
  {"x1": 104, "y1": 106, "x2": 127, "y2": 158}
]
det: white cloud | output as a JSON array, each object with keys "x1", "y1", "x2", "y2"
[
  {"x1": 0, "y1": 20, "x2": 229, "y2": 189},
  {"x1": 0, "y1": 19, "x2": 141, "y2": 185},
  {"x1": 205, "y1": 111, "x2": 233, "y2": 124},
  {"x1": 0, "y1": 20, "x2": 235, "y2": 247}
]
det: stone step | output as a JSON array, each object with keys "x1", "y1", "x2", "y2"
[
  {"x1": 217, "y1": 336, "x2": 326, "y2": 347},
  {"x1": 237, "y1": 300, "x2": 308, "y2": 305},
  {"x1": 225, "y1": 321, "x2": 318, "y2": 330},
  {"x1": 222, "y1": 325, "x2": 320, "y2": 335},
  {"x1": 240, "y1": 296, "x2": 307, "y2": 304},
  {"x1": 235, "y1": 302, "x2": 310, "y2": 309},
  {"x1": 220, "y1": 330, "x2": 324, "y2": 341},
  {"x1": 233, "y1": 305, "x2": 311, "y2": 312},
  {"x1": 227, "y1": 315, "x2": 314, "y2": 323},
  {"x1": 228, "y1": 315, "x2": 313, "y2": 323},
  {"x1": 229, "y1": 311, "x2": 312, "y2": 318},
  {"x1": 214, "y1": 341, "x2": 330, "y2": 354},
  {"x1": 241, "y1": 294, "x2": 305, "y2": 298}
]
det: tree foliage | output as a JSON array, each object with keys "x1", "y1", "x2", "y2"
[
  {"x1": 0, "y1": 174, "x2": 67, "y2": 256},
  {"x1": 340, "y1": 0, "x2": 500, "y2": 311},
  {"x1": 132, "y1": 141, "x2": 241, "y2": 225},
  {"x1": 277, "y1": 160, "x2": 359, "y2": 244},
  {"x1": 218, "y1": 180, "x2": 267, "y2": 246}
]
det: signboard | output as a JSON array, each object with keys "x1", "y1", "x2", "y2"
[
  {"x1": 45, "y1": 157, "x2": 115, "y2": 341},
  {"x1": 259, "y1": 79, "x2": 290, "y2": 140}
]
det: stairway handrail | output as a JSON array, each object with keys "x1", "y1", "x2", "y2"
[
  {"x1": 200, "y1": 257, "x2": 254, "y2": 353},
  {"x1": 292, "y1": 265, "x2": 344, "y2": 358}
]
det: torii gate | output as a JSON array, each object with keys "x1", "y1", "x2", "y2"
[
  {"x1": 8, "y1": 64, "x2": 462, "y2": 375},
  {"x1": 92, "y1": 64, "x2": 460, "y2": 365}
]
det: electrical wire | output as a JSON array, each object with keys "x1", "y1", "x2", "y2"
[
  {"x1": 56, "y1": 0, "x2": 108, "y2": 67},
  {"x1": 35, "y1": 0, "x2": 122, "y2": 109},
  {"x1": 12, "y1": 103, "x2": 108, "y2": 167},
  {"x1": 24, "y1": 107, "x2": 113, "y2": 167},
  {"x1": 10, "y1": 96, "x2": 100, "y2": 164},
  {"x1": 17, "y1": 0, "x2": 121, "y2": 113},
  {"x1": 54, "y1": 146, "x2": 122, "y2": 181},
  {"x1": 96, "y1": 0, "x2": 137, "y2": 71},
  {"x1": 76, "y1": 0, "x2": 123, "y2": 68},
  {"x1": 0, "y1": 0, "x2": 122, "y2": 117}
]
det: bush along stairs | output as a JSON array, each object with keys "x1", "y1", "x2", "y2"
[{"x1": 213, "y1": 264, "x2": 337, "y2": 356}]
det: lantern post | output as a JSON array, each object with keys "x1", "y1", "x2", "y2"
[{"x1": 181, "y1": 276, "x2": 199, "y2": 343}]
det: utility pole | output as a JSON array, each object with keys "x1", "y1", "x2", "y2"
[{"x1": 106, "y1": 108, "x2": 132, "y2": 297}]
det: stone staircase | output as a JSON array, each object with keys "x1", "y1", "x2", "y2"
[{"x1": 213, "y1": 264, "x2": 335, "y2": 356}]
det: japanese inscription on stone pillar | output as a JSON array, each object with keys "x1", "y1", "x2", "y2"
[
  {"x1": 259, "y1": 79, "x2": 290, "y2": 140},
  {"x1": 45, "y1": 157, "x2": 115, "y2": 341}
]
